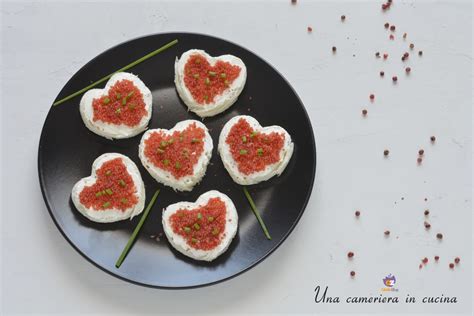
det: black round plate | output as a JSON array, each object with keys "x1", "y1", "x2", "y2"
[{"x1": 38, "y1": 33, "x2": 316, "y2": 288}]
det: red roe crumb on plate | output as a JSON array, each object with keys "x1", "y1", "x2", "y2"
[
  {"x1": 170, "y1": 197, "x2": 227, "y2": 250},
  {"x1": 183, "y1": 54, "x2": 241, "y2": 105},
  {"x1": 79, "y1": 158, "x2": 138, "y2": 211},
  {"x1": 92, "y1": 79, "x2": 147, "y2": 127},
  {"x1": 144, "y1": 123, "x2": 205, "y2": 179},
  {"x1": 226, "y1": 118, "x2": 285, "y2": 175}
]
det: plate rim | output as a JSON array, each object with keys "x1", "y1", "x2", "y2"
[{"x1": 37, "y1": 32, "x2": 317, "y2": 289}]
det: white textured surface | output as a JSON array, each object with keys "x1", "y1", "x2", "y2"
[{"x1": 0, "y1": 1, "x2": 472, "y2": 315}]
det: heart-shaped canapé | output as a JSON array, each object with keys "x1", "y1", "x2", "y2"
[
  {"x1": 71, "y1": 153, "x2": 145, "y2": 223},
  {"x1": 218, "y1": 115, "x2": 294, "y2": 185},
  {"x1": 162, "y1": 190, "x2": 238, "y2": 262},
  {"x1": 80, "y1": 72, "x2": 152, "y2": 139},
  {"x1": 138, "y1": 120, "x2": 213, "y2": 191},
  {"x1": 175, "y1": 49, "x2": 247, "y2": 117}
]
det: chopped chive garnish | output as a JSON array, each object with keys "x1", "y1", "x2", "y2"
[
  {"x1": 115, "y1": 189, "x2": 161, "y2": 268},
  {"x1": 95, "y1": 191, "x2": 103, "y2": 197},
  {"x1": 193, "y1": 223, "x2": 200, "y2": 230},
  {"x1": 179, "y1": 133, "x2": 184, "y2": 142},
  {"x1": 197, "y1": 213, "x2": 202, "y2": 220},
  {"x1": 203, "y1": 95, "x2": 208, "y2": 101},
  {"x1": 193, "y1": 73, "x2": 199, "y2": 78},
  {"x1": 103, "y1": 97, "x2": 110, "y2": 104},
  {"x1": 212, "y1": 228, "x2": 220, "y2": 236},
  {"x1": 175, "y1": 162, "x2": 181, "y2": 169},
  {"x1": 116, "y1": 93, "x2": 122, "y2": 100},
  {"x1": 242, "y1": 136, "x2": 247, "y2": 143},
  {"x1": 157, "y1": 148, "x2": 165, "y2": 155},
  {"x1": 115, "y1": 108, "x2": 121, "y2": 114},
  {"x1": 163, "y1": 159, "x2": 170, "y2": 166},
  {"x1": 191, "y1": 138, "x2": 200, "y2": 143},
  {"x1": 239, "y1": 149, "x2": 248, "y2": 155},
  {"x1": 121, "y1": 97, "x2": 127, "y2": 105},
  {"x1": 208, "y1": 71, "x2": 216, "y2": 76},
  {"x1": 103, "y1": 201, "x2": 111, "y2": 208},
  {"x1": 52, "y1": 39, "x2": 178, "y2": 106},
  {"x1": 243, "y1": 187, "x2": 271, "y2": 240},
  {"x1": 118, "y1": 179, "x2": 126, "y2": 187},
  {"x1": 224, "y1": 79, "x2": 229, "y2": 86},
  {"x1": 220, "y1": 73, "x2": 227, "y2": 78},
  {"x1": 127, "y1": 91, "x2": 134, "y2": 98},
  {"x1": 160, "y1": 140, "x2": 168, "y2": 148},
  {"x1": 105, "y1": 170, "x2": 112, "y2": 176},
  {"x1": 257, "y1": 148, "x2": 264, "y2": 156},
  {"x1": 128, "y1": 103, "x2": 136, "y2": 110},
  {"x1": 121, "y1": 198, "x2": 128, "y2": 204},
  {"x1": 168, "y1": 138, "x2": 174, "y2": 144},
  {"x1": 250, "y1": 131, "x2": 258, "y2": 138},
  {"x1": 208, "y1": 216, "x2": 214, "y2": 222},
  {"x1": 205, "y1": 77, "x2": 210, "y2": 85},
  {"x1": 184, "y1": 227, "x2": 191, "y2": 233},
  {"x1": 191, "y1": 238, "x2": 198, "y2": 243},
  {"x1": 105, "y1": 188, "x2": 113, "y2": 195}
]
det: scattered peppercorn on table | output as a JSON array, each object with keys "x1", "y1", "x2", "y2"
[{"x1": 2, "y1": 1, "x2": 472, "y2": 315}]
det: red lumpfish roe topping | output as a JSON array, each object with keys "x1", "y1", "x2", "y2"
[
  {"x1": 79, "y1": 158, "x2": 138, "y2": 211},
  {"x1": 226, "y1": 118, "x2": 285, "y2": 175},
  {"x1": 144, "y1": 123, "x2": 205, "y2": 179},
  {"x1": 170, "y1": 197, "x2": 227, "y2": 250},
  {"x1": 92, "y1": 79, "x2": 147, "y2": 127},
  {"x1": 183, "y1": 54, "x2": 241, "y2": 105}
]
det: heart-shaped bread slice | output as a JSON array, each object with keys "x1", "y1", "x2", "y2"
[
  {"x1": 138, "y1": 120, "x2": 213, "y2": 192},
  {"x1": 175, "y1": 49, "x2": 247, "y2": 117},
  {"x1": 80, "y1": 72, "x2": 152, "y2": 139},
  {"x1": 71, "y1": 153, "x2": 146, "y2": 223},
  {"x1": 162, "y1": 190, "x2": 238, "y2": 262},
  {"x1": 218, "y1": 115, "x2": 294, "y2": 185}
]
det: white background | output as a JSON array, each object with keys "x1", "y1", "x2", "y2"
[{"x1": 1, "y1": 1, "x2": 472, "y2": 315}]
